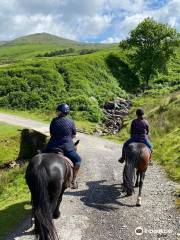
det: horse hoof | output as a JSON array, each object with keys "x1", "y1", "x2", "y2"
[
  {"x1": 71, "y1": 181, "x2": 78, "y2": 189},
  {"x1": 53, "y1": 210, "x2": 61, "y2": 219},
  {"x1": 136, "y1": 197, "x2": 142, "y2": 206},
  {"x1": 126, "y1": 192, "x2": 133, "y2": 196}
]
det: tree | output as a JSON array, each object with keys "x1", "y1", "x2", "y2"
[{"x1": 120, "y1": 18, "x2": 179, "y2": 86}]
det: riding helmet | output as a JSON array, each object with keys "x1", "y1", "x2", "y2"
[
  {"x1": 56, "y1": 103, "x2": 70, "y2": 114},
  {"x1": 136, "y1": 108, "x2": 144, "y2": 116}
]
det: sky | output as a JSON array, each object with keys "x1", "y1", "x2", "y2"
[{"x1": 0, "y1": 0, "x2": 179, "y2": 43}]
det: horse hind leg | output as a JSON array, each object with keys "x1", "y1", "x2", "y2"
[
  {"x1": 136, "y1": 172, "x2": 145, "y2": 207},
  {"x1": 53, "y1": 186, "x2": 66, "y2": 219},
  {"x1": 135, "y1": 170, "x2": 140, "y2": 187},
  {"x1": 48, "y1": 181, "x2": 63, "y2": 220}
]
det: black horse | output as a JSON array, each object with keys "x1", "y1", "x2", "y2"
[
  {"x1": 25, "y1": 150, "x2": 74, "y2": 240},
  {"x1": 122, "y1": 142, "x2": 151, "y2": 206}
]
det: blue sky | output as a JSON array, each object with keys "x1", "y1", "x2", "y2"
[{"x1": 0, "y1": 0, "x2": 179, "y2": 42}]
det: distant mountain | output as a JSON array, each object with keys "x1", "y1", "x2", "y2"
[
  {"x1": 0, "y1": 41, "x2": 8, "y2": 46},
  {"x1": 0, "y1": 33, "x2": 116, "y2": 59},
  {"x1": 8, "y1": 33, "x2": 79, "y2": 46}
]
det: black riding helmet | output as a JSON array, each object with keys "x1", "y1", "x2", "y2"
[
  {"x1": 56, "y1": 103, "x2": 70, "y2": 114},
  {"x1": 136, "y1": 108, "x2": 144, "y2": 116}
]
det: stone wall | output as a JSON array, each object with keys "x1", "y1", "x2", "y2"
[{"x1": 17, "y1": 128, "x2": 48, "y2": 160}]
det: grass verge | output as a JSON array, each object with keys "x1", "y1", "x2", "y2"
[{"x1": 0, "y1": 123, "x2": 30, "y2": 239}]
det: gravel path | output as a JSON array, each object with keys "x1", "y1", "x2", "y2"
[{"x1": 0, "y1": 113, "x2": 179, "y2": 240}]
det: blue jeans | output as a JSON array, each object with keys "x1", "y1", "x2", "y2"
[
  {"x1": 123, "y1": 137, "x2": 153, "y2": 151},
  {"x1": 64, "y1": 150, "x2": 81, "y2": 167}
]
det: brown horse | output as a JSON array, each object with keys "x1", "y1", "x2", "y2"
[{"x1": 122, "y1": 142, "x2": 151, "y2": 206}]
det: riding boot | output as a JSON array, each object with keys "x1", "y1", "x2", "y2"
[
  {"x1": 71, "y1": 165, "x2": 79, "y2": 189},
  {"x1": 118, "y1": 149, "x2": 125, "y2": 163}
]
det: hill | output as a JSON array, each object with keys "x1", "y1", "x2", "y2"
[
  {"x1": 0, "y1": 41, "x2": 8, "y2": 46},
  {"x1": 0, "y1": 49, "x2": 135, "y2": 122},
  {"x1": 8, "y1": 33, "x2": 78, "y2": 46},
  {"x1": 0, "y1": 33, "x2": 115, "y2": 60}
]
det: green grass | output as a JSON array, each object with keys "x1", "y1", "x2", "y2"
[
  {"x1": 0, "y1": 124, "x2": 31, "y2": 239},
  {"x1": 0, "y1": 123, "x2": 21, "y2": 165},
  {"x1": 0, "y1": 165, "x2": 31, "y2": 239}
]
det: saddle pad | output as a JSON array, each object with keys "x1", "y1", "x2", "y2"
[{"x1": 63, "y1": 156, "x2": 74, "y2": 168}]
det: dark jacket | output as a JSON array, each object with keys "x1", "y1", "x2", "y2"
[
  {"x1": 46, "y1": 116, "x2": 76, "y2": 152},
  {"x1": 130, "y1": 118, "x2": 149, "y2": 141}
]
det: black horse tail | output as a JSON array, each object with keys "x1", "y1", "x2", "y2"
[
  {"x1": 123, "y1": 146, "x2": 139, "y2": 195},
  {"x1": 26, "y1": 160, "x2": 58, "y2": 240}
]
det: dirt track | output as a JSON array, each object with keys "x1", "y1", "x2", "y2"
[{"x1": 0, "y1": 113, "x2": 179, "y2": 240}]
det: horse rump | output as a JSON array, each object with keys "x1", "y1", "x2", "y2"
[{"x1": 122, "y1": 143, "x2": 149, "y2": 196}]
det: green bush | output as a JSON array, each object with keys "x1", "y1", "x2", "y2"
[{"x1": 66, "y1": 95, "x2": 103, "y2": 122}]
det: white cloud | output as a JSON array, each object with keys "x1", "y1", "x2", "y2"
[
  {"x1": 76, "y1": 15, "x2": 112, "y2": 37},
  {"x1": 115, "y1": 13, "x2": 149, "y2": 39},
  {"x1": 12, "y1": 14, "x2": 77, "y2": 40},
  {"x1": 107, "y1": 0, "x2": 145, "y2": 13},
  {"x1": 150, "y1": 0, "x2": 180, "y2": 29},
  {"x1": 101, "y1": 37, "x2": 121, "y2": 43},
  {"x1": 113, "y1": 0, "x2": 180, "y2": 40},
  {"x1": 0, "y1": 0, "x2": 179, "y2": 42},
  {"x1": 61, "y1": 0, "x2": 106, "y2": 18}
]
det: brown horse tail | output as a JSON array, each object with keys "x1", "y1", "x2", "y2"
[{"x1": 26, "y1": 156, "x2": 58, "y2": 240}]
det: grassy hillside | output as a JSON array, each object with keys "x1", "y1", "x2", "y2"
[
  {"x1": 0, "y1": 33, "x2": 115, "y2": 60},
  {"x1": 10, "y1": 33, "x2": 78, "y2": 45},
  {"x1": 0, "y1": 49, "x2": 140, "y2": 122},
  {"x1": 0, "y1": 41, "x2": 7, "y2": 46},
  {"x1": 152, "y1": 47, "x2": 180, "y2": 89}
]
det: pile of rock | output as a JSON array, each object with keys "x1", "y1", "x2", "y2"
[{"x1": 101, "y1": 98, "x2": 131, "y2": 135}]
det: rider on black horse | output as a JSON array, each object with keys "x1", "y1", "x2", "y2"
[
  {"x1": 119, "y1": 108, "x2": 153, "y2": 163},
  {"x1": 45, "y1": 103, "x2": 81, "y2": 189}
]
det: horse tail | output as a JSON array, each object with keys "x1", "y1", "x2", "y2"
[
  {"x1": 123, "y1": 148, "x2": 139, "y2": 195},
  {"x1": 26, "y1": 157, "x2": 58, "y2": 240}
]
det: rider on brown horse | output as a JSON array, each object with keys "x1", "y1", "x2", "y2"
[
  {"x1": 45, "y1": 103, "x2": 81, "y2": 189},
  {"x1": 119, "y1": 108, "x2": 152, "y2": 163}
]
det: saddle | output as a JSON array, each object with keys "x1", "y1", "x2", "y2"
[
  {"x1": 50, "y1": 149, "x2": 74, "y2": 188},
  {"x1": 37, "y1": 148, "x2": 74, "y2": 187}
]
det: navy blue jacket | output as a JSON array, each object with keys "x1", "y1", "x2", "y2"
[{"x1": 46, "y1": 116, "x2": 76, "y2": 152}]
